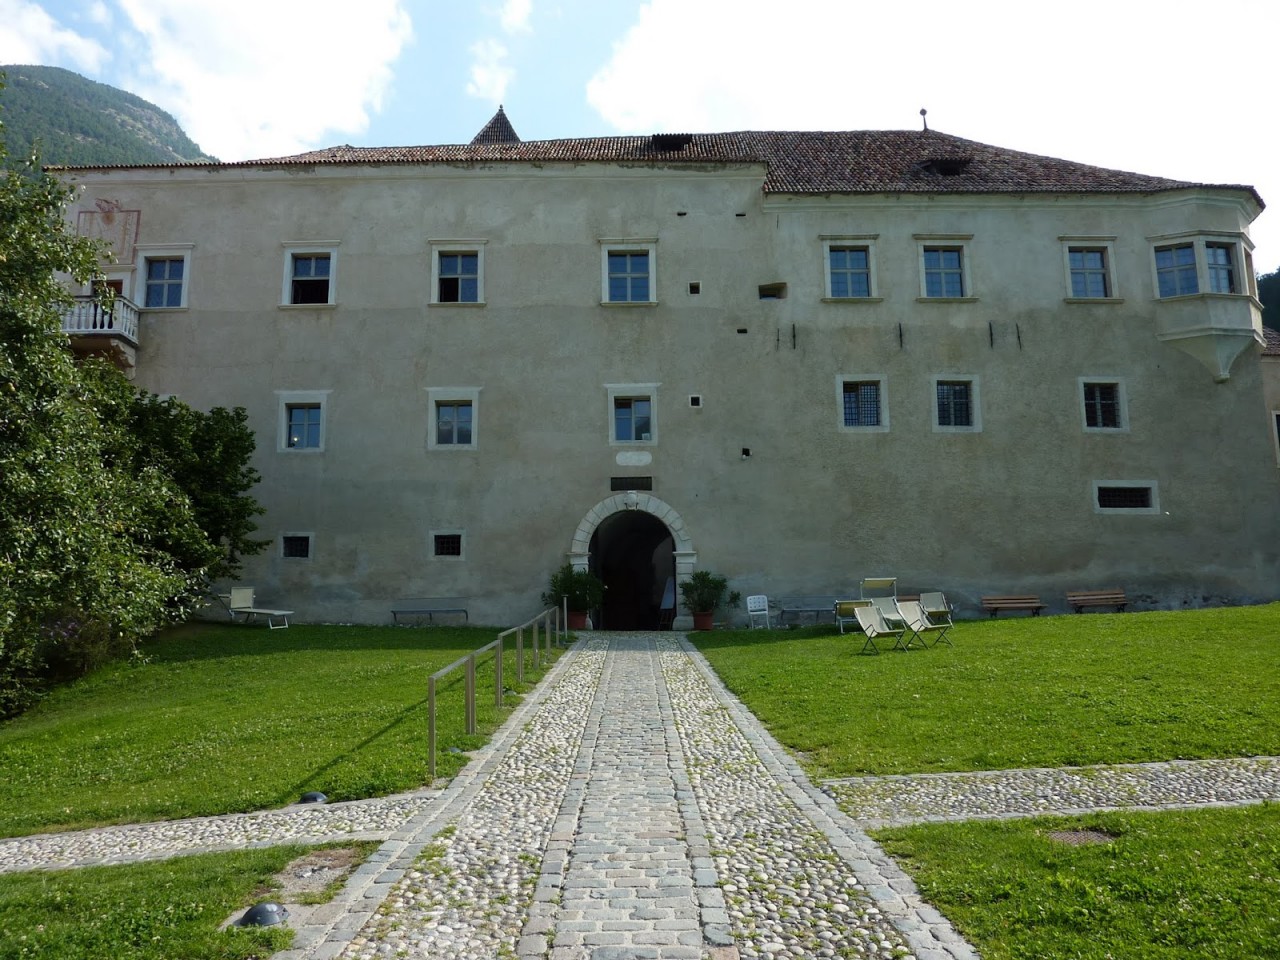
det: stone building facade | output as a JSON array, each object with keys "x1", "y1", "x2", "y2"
[{"x1": 59, "y1": 112, "x2": 1278, "y2": 624}]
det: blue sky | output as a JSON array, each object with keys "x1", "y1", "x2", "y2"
[{"x1": 2, "y1": 0, "x2": 1278, "y2": 269}]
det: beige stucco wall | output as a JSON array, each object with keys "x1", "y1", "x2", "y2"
[{"x1": 63, "y1": 161, "x2": 1280, "y2": 622}]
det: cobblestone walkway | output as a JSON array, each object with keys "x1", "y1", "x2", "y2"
[{"x1": 3, "y1": 632, "x2": 1279, "y2": 960}]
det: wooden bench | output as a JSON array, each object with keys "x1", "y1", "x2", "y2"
[
  {"x1": 981, "y1": 595, "x2": 1045, "y2": 617},
  {"x1": 1067, "y1": 589, "x2": 1128, "y2": 613},
  {"x1": 391, "y1": 598, "x2": 469, "y2": 625}
]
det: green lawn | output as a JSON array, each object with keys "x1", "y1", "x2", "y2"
[
  {"x1": 874, "y1": 804, "x2": 1280, "y2": 960},
  {"x1": 0, "y1": 622, "x2": 562, "y2": 837},
  {"x1": 691, "y1": 605, "x2": 1280, "y2": 778},
  {"x1": 0, "y1": 845, "x2": 327, "y2": 960}
]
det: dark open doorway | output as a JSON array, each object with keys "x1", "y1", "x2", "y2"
[{"x1": 590, "y1": 511, "x2": 675, "y2": 630}]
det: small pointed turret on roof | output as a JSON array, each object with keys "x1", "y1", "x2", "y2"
[{"x1": 471, "y1": 105, "x2": 521, "y2": 145}]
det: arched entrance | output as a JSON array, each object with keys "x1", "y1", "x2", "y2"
[
  {"x1": 591, "y1": 512, "x2": 672, "y2": 629},
  {"x1": 567, "y1": 494, "x2": 697, "y2": 630}
]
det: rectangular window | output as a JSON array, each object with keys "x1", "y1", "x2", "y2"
[
  {"x1": 436, "y1": 400, "x2": 473, "y2": 445},
  {"x1": 282, "y1": 244, "x2": 338, "y2": 305},
  {"x1": 438, "y1": 253, "x2": 479, "y2": 302},
  {"x1": 610, "y1": 476, "x2": 653, "y2": 491},
  {"x1": 1205, "y1": 242, "x2": 1236, "y2": 294},
  {"x1": 286, "y1": 404, "x2": 323, "y2": 449},
  {"x1": 842, "y1": 381, "x2": 881, "y2": 427},
  {"x1": 1274, "y1": 412, "x2": 1280, "y2": 464},
  {"x1": 144, "y1": 257, "x2": 185, "y2": 308},
  {"x1": 600, "y1": 241, "x2": 657, "y2": 304},
  {"x1": 614, "y1": 397, "x2": 652, "y2": 441},
  {"x1": 1083, "y1": 382, "x2": 1122, "y2": 429},
  {"x1": 433, "y1": 534, "x2": 463, "y2": 557},
  {"x1": 923, "y1": 246, "x2": 965, "y2": 297},
  {"x1": 281, "y1": 534, "x2": 312, "y2": 559},
  {"x1": 1155, "y1": 243, "x2": 1198, "y2": 297},
  {"x1": 1097, "y1": 486, "x2": 1153, "y2": 510},
  {"x1": 608, "y1": 252, "x2": 650, "y2": 302},
  {"x1": 829, "y1": 246, "x2": 871, "y2": 298},
  {"x1": 935, "y1": 381, "x2": 973, "y2": 427},
  {"x1": 1068, "y1": 248, "x2": 1110, "y2": 298}
]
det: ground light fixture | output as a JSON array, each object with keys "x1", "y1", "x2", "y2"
[
  {"x1": 236, "y1": 902, "x2": 288, "y2": 927},
  {"x1": 298, "y1": 791, "x2": 328, "y2": 804}
]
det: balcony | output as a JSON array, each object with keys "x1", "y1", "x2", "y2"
[
  {"x1": 62, "y1": 295, "x2": 139, "y2": 374},
  {"x1": 1154, "y1": 293, "x2": 1263, "y2": 383}
]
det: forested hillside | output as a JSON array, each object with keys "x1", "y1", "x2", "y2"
[{"x1": 0, "y1": 64, "x2": 217, "y2": 166}]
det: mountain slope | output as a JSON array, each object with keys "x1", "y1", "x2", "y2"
[{"x1": 0, "y1": 64, "x2": 217, "y2": 166}]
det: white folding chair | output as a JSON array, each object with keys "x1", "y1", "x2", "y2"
[
  {"x1": 853, "y1": 605, "x2": 906, "y2": 654},
  {"x1": 746, "y1": 594, "x2": 771, "y2": 629}
]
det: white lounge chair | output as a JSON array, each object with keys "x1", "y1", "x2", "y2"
[
  {"x1": 853, "y1": 605, "x2": 905, "y2": 654},
  {"x1": 898, "y1": 600, "x2": 952, "y2": 648},
  {"x1": 745, "y1": 594, "x2": 771, "y2": 629},
  {"x1": 917, "y1": 592, "x2": 955, "y2": 646},
  {"x1": 870, "y1": 596, "x2": 922, "y2": 649},
  {"x1": 228, "y1": 587, "x2": 293, "y2": 629}
]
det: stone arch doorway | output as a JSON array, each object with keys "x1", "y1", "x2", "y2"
[{"x1": 568, "y1": 494, "x2": 696, "y2": 630}]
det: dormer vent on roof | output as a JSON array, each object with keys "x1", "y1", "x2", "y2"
[
  {"x1": 917, "y1": 156, "x2": 973, "y2": 176},
  {"x1": 650, "y1": 133, "x2": 694, "y2": 152},
  {"x1": 471, "y1": 105, "x2": 521, "y2": 145}
]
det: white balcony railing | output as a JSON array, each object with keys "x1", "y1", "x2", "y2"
[{"x1": 62, "y1": 295, "x2": 140, "y2": 345}]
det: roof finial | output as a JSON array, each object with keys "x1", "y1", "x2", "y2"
[{"x1": 920, "y1": 108, "x2": 928, "y2": 131}]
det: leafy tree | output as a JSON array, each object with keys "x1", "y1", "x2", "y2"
[
  {"x1": 0, "y1": 118, "x2": 250, "y2": 713},
  {"x1": 1259, "y1": 268, "x2": 1279, "y2": 330}
]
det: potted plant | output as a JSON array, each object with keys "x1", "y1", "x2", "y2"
[
  {"x1": 543, "y1": 563, "x2": 605, "y2": 629},
  {"x1": 679, "y1": 571, "x2": 740, "y2": 630}
]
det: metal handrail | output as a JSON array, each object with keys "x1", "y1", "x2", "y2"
[{"x1": 426, "y1": 605, "x2": 565, "y2": 780}]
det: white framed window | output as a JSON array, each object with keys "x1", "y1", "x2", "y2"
[
  {"x1": 600, "y1": 239, "x2": 657, "y2": 304},
  {"x1": 431, "y1": 529, "x2": 466, "y2": 560},
  {"x1": 1060, "y1": 237, "x2": 1119, "y2": 301},
  {"x1": 606, "y1": 383, "x2": 659, "y2": 445},
  {"x1": 1079, "y1": 378, "x2": 1129, "y2": 432},
  {"x1": 134, "y1": 244, "x2": 193, "y2": 309},
  {"x1": 281, "y1": 533, "x2": 313, "y2": 560},
  {"x1": 1093, "y1": 481, "x2": 1160, "y2": 515},
  {"x1": 276, "y1": 390, "x2": 330, "y2": 453},
  {"x1": 1272, "y1": 411, "x2": 1280, "y2": 466},
  {"x1": 931, "y1": 376, "x2": 982, "y2": 433},
  {"x1": 837, "y1": 375, "x2": 889, "y2": 432},
  {"x1": 281, "y1": 243, "x2": 339, "y2": 306},
  {"x1": 429, "y1": 240, "x2": 486, "y2": 304},
  {"x1": 426, "y1": 387, "x2": 481, "y2": 450},
  {"x1": 915, "y1": 235, "x2": 975, "y2": 300},
  {"x1": 1149, "y1": 233, "x2": 1251, "y2": 300},
  {"x1": 822, "y1": 236, "x2": 880, "y2": 300}
]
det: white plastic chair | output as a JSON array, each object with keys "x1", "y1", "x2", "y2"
[{"x1": 746, "y1": 594, "x2": 771, "y2": 629}]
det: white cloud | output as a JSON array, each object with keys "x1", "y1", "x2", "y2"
[
  {"x1": 0, "y1": 0, "x2": 110, "y2": 73},
  {"x1": 500, "y1": 0, "x2": 533, "y2": 34},
  {"x1": 466, "y1": 37, "x2": 513, "y2": 103},
  {"x1": 587, "y1": 0, "x2": 1280, "y2": 268},
  {"x1": 110, "y1": 0, "x2": 414, "y2": 161},
  {"x1": 86, "y1": 1, "x2": 111, "y2": 26}
]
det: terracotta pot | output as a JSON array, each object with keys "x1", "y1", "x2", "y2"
[
  {"x1": 692, "y1": 611, "x2": 714, "y2": 631},
  {"x1": 567, "y1": 610, "x2": 588, "y2": 629}
]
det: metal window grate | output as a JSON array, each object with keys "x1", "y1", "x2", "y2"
[
  {"x1": 1084, "y1": 383, "x2": 1120, "y2": 428},
  {"x1": 610, "y1": 476, "x2": 653, "y2": 491},
  {"x1": 842, "y1": 381, "x2": 880, "y2": 427},
  {"x1": 282, "y1": 535, "x2": 311, "y2": 558}
]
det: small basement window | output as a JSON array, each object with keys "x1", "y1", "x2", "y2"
[
  {"x1": 610, "y1": 476, "x2": 653, "y2": 491},
  {"x1": 758, "y1": 283, "x2": 786, "y2": 300},
  {"x1": 1094, "y1": 483, "x2": 1159, "y2": 514},
  {"x1": 433, "y1": 533, "x2": 463, "y2": 557}
]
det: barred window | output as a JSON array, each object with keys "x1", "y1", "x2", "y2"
[
  {"x1": 1084, "y1": 383, "x2": 1121, "y2": 429},
  {"x1": 1097, "y1": 486, "x2": 1152, "y2": 510},
  {"x1": 936, "y1": 381, "x2": 973, "y2": 427},
  {"x1": 842, "y1": 381, "x2": 881, "y2": 427},
  {"x1": 434, "y1": 534, "x2": 463, "y2": 557}
]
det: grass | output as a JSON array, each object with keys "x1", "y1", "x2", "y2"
[
  {"x1": 0, "y1": 844, "x2": 319, "y2": 960},
  {"x1": 0, "y1": 622, "x2": 562, "y2": 837},
  {"x1": 690, "y1": 605, "x2": 1280, "y2": 778},
  {"x1": 873, "y1": 804, "x2": 1280, "y2": 960}
]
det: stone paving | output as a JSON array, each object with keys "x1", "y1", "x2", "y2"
[{"x1": 2, "y1": 630, "x2": 1279, "y2": 960}]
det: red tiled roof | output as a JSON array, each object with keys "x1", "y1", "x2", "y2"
[
  {"x1": 471, "y1": 105, "x2": 520, "y2": 145},
  {"x1": 1262, "y1": 325, "x2": 1280, "y2": 356},
  {"x1": 52, "y1": 128, "x2": 1264, "y2": 207}
]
